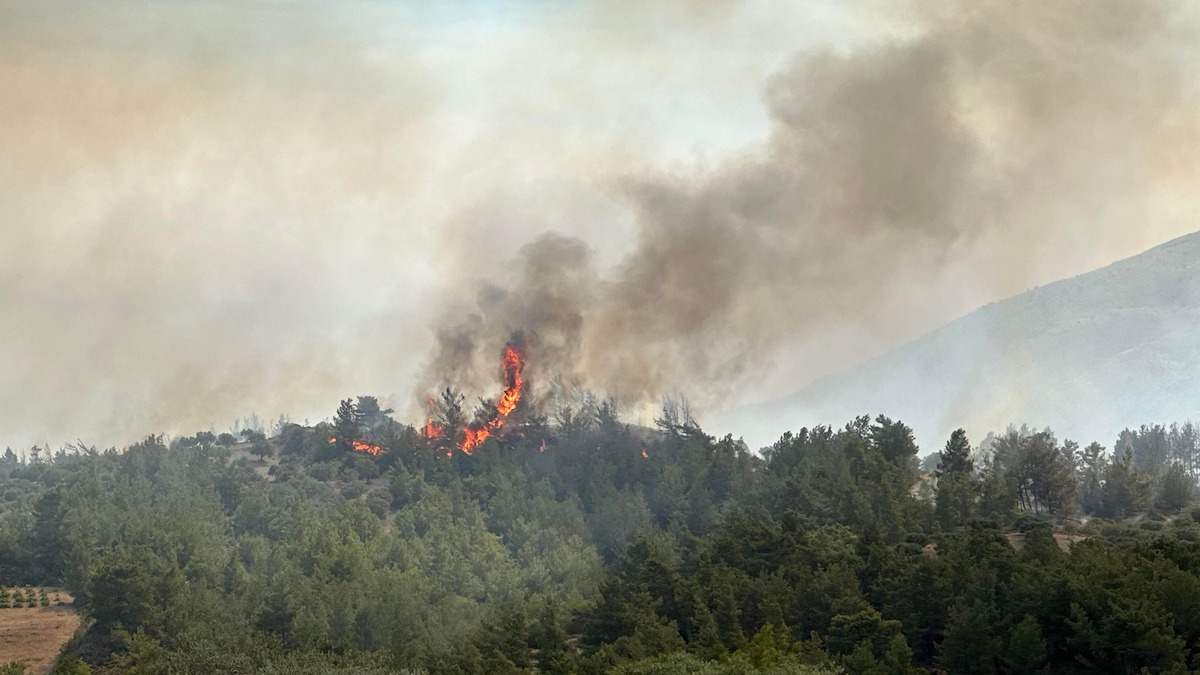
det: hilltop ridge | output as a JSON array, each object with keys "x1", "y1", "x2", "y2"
[{"x1": 725, "y1": 231, "x2": 1200, "y2": 450}]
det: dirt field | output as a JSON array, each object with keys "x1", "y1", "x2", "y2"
[
  {"x1": 0, "y1": 603, "x2": 81, "y2": 674},
  {"x1": 227, "y1": 442, "x2": 279, "y2": 478}
]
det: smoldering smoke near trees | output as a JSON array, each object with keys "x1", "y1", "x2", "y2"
[{"x1": 423, "y1": 0, "x2": 1198, "y2": 414}]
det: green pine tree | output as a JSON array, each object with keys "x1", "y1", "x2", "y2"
[
  {"x1": 940, "y1": 600, "x2": 1000, "y2": 675},
  {"x1": 690, "y1": 602, "x2": 725, "y2": 661},
  {"x1": 1004, "y1": 615, "x2": 1046, "y2": 674}
]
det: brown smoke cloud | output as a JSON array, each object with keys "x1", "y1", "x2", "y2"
[
  {"x1": 424, "y1": 0, "x2": 1200, "y2": 418},
  {"x1": 1, "y1": 0, "x2": 852, "y2": 447}
]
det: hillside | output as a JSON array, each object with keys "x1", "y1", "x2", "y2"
[
  {"x1": 4, "y1": 388, "x2": 1200, "y2": 673},
  {"x1": 724, "y1": 231, "x2": 1200, "y2": 451}
]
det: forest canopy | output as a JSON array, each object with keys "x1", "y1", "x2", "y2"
[{"x1": 3, "y1": 395, "x2": 1200, "y2": 674}]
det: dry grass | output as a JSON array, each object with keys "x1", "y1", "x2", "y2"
[
  {"x1": 227, "y1": 442, "x2": 279, "y2": 478},
  {"x1": 0, "y1": 597, "x2": 80, "y2": 675},
  {"x1": 1005, "y1": 531, "x2": 1091, "y2": 553}
]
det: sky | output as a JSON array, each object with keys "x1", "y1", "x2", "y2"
[{"x1": 1, "y1": 1, "x2": 1198, "y2": 449}]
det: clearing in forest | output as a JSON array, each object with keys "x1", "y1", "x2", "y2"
[{"x1": 0, "y1": 598, "x2": 80, "y2": 674}]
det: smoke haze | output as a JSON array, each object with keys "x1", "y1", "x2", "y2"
[
  {"x1": 426, "y1": 1, "x2": 1200, "y2": 420},
  {"x1": 2, "y1": 1, "x2": 1198, "y2": 448}
]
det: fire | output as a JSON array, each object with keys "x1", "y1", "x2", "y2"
[
  {"x1": 328, "y1": 436, "x2": 384, "y2": 456},
  {"x1": 641, "y1": 449, "x2": 649, "y2": 459},
  {"x1": 423, "y1": 419, "x2": 444, "y2": 439},
  {"x1": 495, "y1": 344, "x2": 524, "y2": 417},
  {"x1": 539, "y1": 439, "x2": 547, "y2": 453},
  {"x1": 352, "y1": 440, "x2": 384, "y2": 456},
  {"x1": 425, "y1": 340, "x2": 527, "y2": 455},
  {"x1": 459, "y1": 342, "x2": 526, "y2": 453},
  {"x1": 460, "y1": 426, "x2": 490, "y2": 454}
]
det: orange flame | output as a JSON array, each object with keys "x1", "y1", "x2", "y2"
[
  {"x1": 460, "y1": 426, "x2": 490, "y2": 454},
  {"x1": 423, "y1": 419, "x2": 444, "y2": 439},
  {"x1": 495, "y1": 344, "x2": 524, "y2": 417},
  {"x1": 352, "y1": 440, "x2": 384, "y2": 456},
  {"x1": 641, "y1": 449, "x2": 649, "y2": 459},
  {"x1": 458, "y1": 343, "x2": 526, "y2": 453},
  {"x1": 539, "y1": 439, "x2": 547, "y2": 453},
  {"x1": 424, "y1": 341, "x2": 527, "y2": 456},
  {"x1": 328, "y1": 436, "x2": 384, "y2": 456}
]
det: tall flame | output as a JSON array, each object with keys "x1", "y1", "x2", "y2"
[
  {"x1": 424, "y1": 340, "x2": 527, "y2": 455},
  {"x1": 423, "y1": 419, "x2": 444, "y2": 439},
  {"x1": 460, "y1": 342, "x2": 526, "y2": 453}
]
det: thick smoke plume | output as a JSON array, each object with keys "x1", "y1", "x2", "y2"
[
  {"x1": 425, "y1": 0, "x2": 1200, "y2": 415},
  {"x1": 3, "y1": 1, "x2": 1198, "y2": 447}
]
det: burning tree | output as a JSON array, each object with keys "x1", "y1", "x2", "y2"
[
  {"x1": 327, "y1": 398, "x2": 386, "y2": 458},
  {"x1": 424, "y1": 336, "x2": 529, "y2": 455},
  {"x1": 427, "y1": 388, "x2": 466, "y2": 442}
]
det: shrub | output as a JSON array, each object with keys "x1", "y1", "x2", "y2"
[
  {"x1": 309, "y1": 463, "x2": 334, "y2": 482},
  {"x1": 50, "y1": 656, "x2": 91, "y2": 675},
  {"x1": 340, "y1": 481, "x2": 366, "y2": 500}
]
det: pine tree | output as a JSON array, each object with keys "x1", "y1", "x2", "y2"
[
  {"x1": 935, "y1": 430, "x2": 978, "y2": 528},
  {"x1": 740, "y1": 623, "x2": 788, "y2": 668},
  {"x1": 710, "y1": 575, "x2": 746, "y2": 650},
  {"x1": 495, "y1": 607, "x2": 532, "y2": 670},
  {"x1": 333, "y1": 399, "x2": 358, "y2": 454},
  {"x1": 31, "y1": 489, "x2": 64, "y2": 583},
  {"x1": 1005, "y1": 615, "x2": 1047, "y2": 673},
  {"x1": 1078, "y1": 442, "x2": 1108, "y2": 514},
  {"x1": 354, "y1": 396, "x2": 393, "y2": 431},
  {"x1": 1156, "y1": 462, "x2": 1192, "y2": 514},
  {"x1": 690, "y1": 602, "x2": 725, "y2": 661},
  {"x1": 1169, "y1": 421, "x2": 1200, "y2": 482},
  {"x1": 938, "y1": 429, "x2": 974, "y2": 476},
  {"x1": 533, "y1": 605, "x2": 575, "y2": 675},
  {"x1": 939, "y1": 599, "x2": 1000, "y2": 675},
  {"x1": 1100, "y1": 448, "x2": 1149, "y2": 518}
]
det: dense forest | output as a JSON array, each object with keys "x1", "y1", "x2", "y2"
[{"x1": 4, "y1": 392, "x2": 1200, "y2": 674}]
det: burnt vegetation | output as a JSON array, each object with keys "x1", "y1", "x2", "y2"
[{"x1": 2, "y1": 391, "x2": 1200, "y2": 674}]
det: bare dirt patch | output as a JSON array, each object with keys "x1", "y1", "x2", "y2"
[
  {"x1": 1005, "y1": 530, "x2": 1091, "y2": 553},
  {"x1": 0, "y1": 604, "x2": 81, "y2": 674}
]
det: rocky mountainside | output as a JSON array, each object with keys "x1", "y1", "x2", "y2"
[{"x1": 723, "y1": 231, "x2": 1200, "y2": 452}]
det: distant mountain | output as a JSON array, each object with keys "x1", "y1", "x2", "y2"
[{"x1": 723, "y1": 231, "x2": 1200, "y2": 453}]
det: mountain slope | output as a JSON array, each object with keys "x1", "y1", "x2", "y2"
[{"x1": 723, "y1": 231, "x2": 1200, "y2": 452}]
